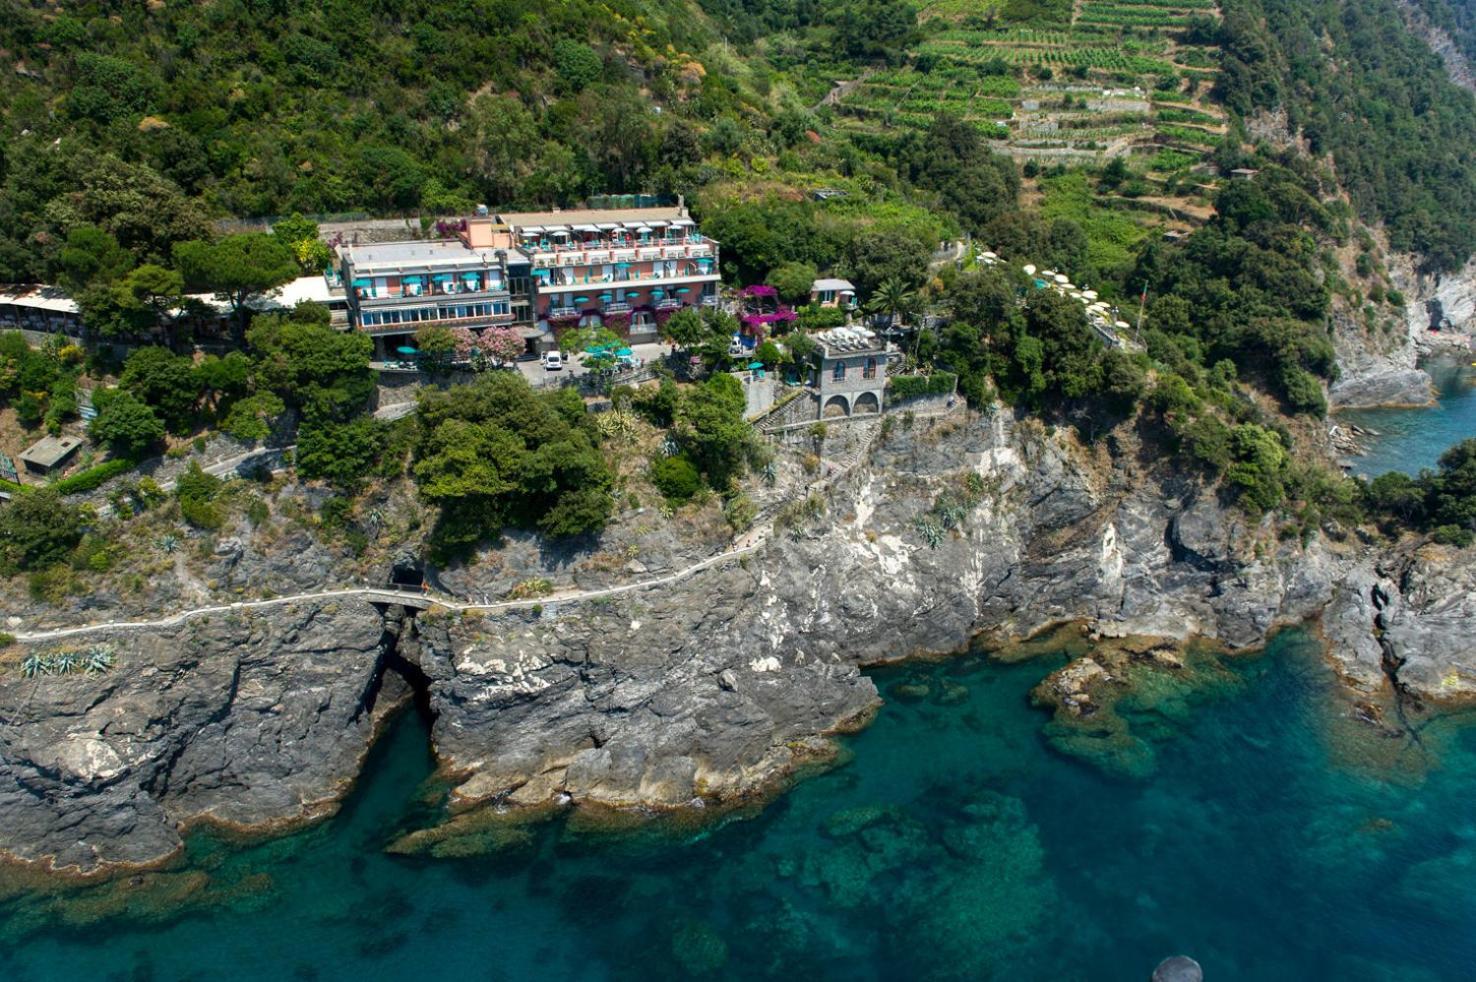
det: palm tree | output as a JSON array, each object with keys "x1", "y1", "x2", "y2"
[{"x1": 866, "y1": 277, "x2": 918, "y2": 331}]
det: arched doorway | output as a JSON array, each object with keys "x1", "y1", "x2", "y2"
[
  {"x1": 852, "y1": 391, "x2": 880, "y2": 415},
  {"x1": 823, "y1": 394, "x2": 850, "y2": 418}
]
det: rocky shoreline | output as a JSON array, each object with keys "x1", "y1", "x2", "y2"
[{"x1": 3, "y1": 409, "x2": 1475, "y2": 876}]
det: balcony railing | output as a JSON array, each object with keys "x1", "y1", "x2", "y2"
[
  {"x1": 701, "y1": 295, "x2": 718, "y2": 307},
  {"x1": 548, "y1": 306, "x2": 578, "y2": 319},
  {"x1": 523, "y1": 234, "x2": 706, "y2": 256},
  {"x1": 357, "y1": 285, "x2": 507, "y2": 303},
  {"x1": 655, "y1": 298, "x2": 685, "y2": 310},
  {"x1": 360, "y1": 309, "x2": 515, "y2": 335},
  {"x1": 530, "y1": 242, "x2": 716, "y2": 269},
  {"x1": 602, "y1": 301, "x2": 631, "y2": 314},
  {"x1": 539, "y1": 269, "x2": 721, "y2": 292}
]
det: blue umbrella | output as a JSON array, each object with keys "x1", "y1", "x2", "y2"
[
  {"x1": 575, "y1": 296, "x2": 590, "y2": 303},
  {"x1": 396, "y1": 346, "x2": 418, "y2": 355},
  {"x1": 616, "y1": 347, "x2": 634, "y2": 357},
  {"x1": 625, "y1": 291, "x2": 640, "y2": 298}
]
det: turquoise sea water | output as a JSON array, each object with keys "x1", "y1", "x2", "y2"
[
  {"x1": 1341, "y1": 358, "x2": 1476, "y2": 477},
  {"x1": 4, "y1": 630, "x2": 1476, "y2": 981}
]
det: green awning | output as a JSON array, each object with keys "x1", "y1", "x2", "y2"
[
  {"x1": 676, "y1": 287, "x2": 691, "y2": 294},
  {"x1": 575, "y1": 296, "x2": 590, "y2": 303},
  {"x1": 432, "y1": 274, "x2": 454, "y2": 283},
  {"x1": 625, "y1": 291, "x2": 640, "y2": 298},
  {"x1": 353, "y1": 279, "x2": 371, "y2": 287}
]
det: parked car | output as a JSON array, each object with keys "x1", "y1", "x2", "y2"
[{"x1": 541, "y1": 351, "x2": 564, "y2": 371}]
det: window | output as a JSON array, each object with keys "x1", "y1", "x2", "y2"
[
  {"x1": 832, "y1": 362, "x2": 846, "y2": 382},
  {"x1": 864, "y1": 358, "x2": 877, "y2": 380}
]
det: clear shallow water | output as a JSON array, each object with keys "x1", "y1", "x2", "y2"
[
  {"x1": 3, "y1": 631, "x2": 1476, "y2": 981},
  {"x1": 1341, "y1": 358, "x2": 1476, "y2": 477}
]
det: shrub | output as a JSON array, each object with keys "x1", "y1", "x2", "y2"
[
  {"x1": 888, "y1": 372, "x2": 957, "y2": 403},
  {"x1": 651, "y1": 454, "x2": 702, "y2": 504},
  {"x1": 53, "y1": 457, "x2": 137, "y2": 495}
]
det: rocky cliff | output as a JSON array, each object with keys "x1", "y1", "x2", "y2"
[{"x1": 3, "y1": 411, "x2": 1474, "y2": 874}]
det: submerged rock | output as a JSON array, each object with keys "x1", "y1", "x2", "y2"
[{"x1": 1152, "y1": 955, "x2": 1203, "y2": 982}]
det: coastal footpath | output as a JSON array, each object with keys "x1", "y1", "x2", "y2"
[{"x1": 2, "y1": 410, "x2": 1474, "y2": 874}]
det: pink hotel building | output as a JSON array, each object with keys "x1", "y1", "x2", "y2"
[{"x1": 496, "y1": 202, "x2": 720, "y2": 338}]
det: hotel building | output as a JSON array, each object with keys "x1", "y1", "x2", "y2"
[
  {"x1": 338, "y1": 199, "x2": 718, "y2": 359},
  {"x1": 339, "y1": 229, "x2": 535, "y2": 361},
  {"x1": 494, "y1": 201, "x2": 720, "y2": 341}
]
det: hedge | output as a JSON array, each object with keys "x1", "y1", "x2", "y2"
[
  {"x1": 52, "y1": 457, "x2": 139, "y2": 495},
  {"x1": 888, "y1": 372, "x2": 958, "y2": 403}
]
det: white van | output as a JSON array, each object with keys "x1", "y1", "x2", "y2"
[{"x1": 541, "y1": 351, "x2": 564, "y2": 371}]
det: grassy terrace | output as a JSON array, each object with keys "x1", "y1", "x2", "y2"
[{"x1": 832, "y1": 0, "x2": 1224, "y2": 166}]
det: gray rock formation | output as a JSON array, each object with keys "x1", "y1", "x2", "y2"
[
  {"x1": 1329, "y1": 368, "x2": 1437, "y2": 409},
  {"x1": 0, "y1": 600, "x2": 396, "y2": 872},
  {"x1": 3, "y1": 410, "x2": 1475, "y2": 873}
]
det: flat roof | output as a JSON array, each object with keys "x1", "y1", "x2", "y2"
[
  {"x1": 496, "y1": 205, "x2": 688, "y2": 229},
  {"x1": 344, "y1": 239, "x2": 499, "y2": 269},
  {"x1": 814, "y1": 325, "x2": 885, "y2": 356},
  {"x1": 19, "y1": 434, "x2": 83, "y2": 468},
  {"x1": 0, "y1": 285, "x2": 81, "y2": 314},
  {"x1": 268, "y1": 275, "x2": 337, "y2": 308}
]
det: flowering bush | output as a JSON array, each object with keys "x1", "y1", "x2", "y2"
[
  {"x1": 479, "y1": 326, "x2": 525, "y2": 364},
  {"x1": 605, "y1": 311, "x2": 631, "y2": 333}
]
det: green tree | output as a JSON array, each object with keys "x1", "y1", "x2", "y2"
[
  {"x1": 56, "y1": 224, "x2": 133, "y2": 292},
  {"x1": 297, "y1": 417, "x2": 384, "y2": 488},
  {"x1": 415, "y1": 324, "x2": 459, "y2": 372},
  {"x1": 221, "y1": 391, "x2": 286, "y2": 442},
  {"x1": 0, "y1": 489, "x2": 87, "y2": 575},
  {"x1": 677, "y1": 373, "x2": 760, "y2": 490},
  {"x1": 174, "y1": 233, "x2": 298, "y2": 341},
  {"x1": 867, "y1": 276, "x2": 918, "y2": 329},
  {"x1": 272, "y1": 213, "x2": 332, "y2": 273},
  {"x1": 174, "y1": 461, "x2": 223, "y2": 530},
  {"x1": 248, "y1": 310, "x2": 374, "y2": 422},
  {"x1": 554, "y1": 40, "x2": 604, "y2": 93},
  {"x1": 651, "y1": 454, "x2": 702, "y2": 503},
  {"x1": 413, "y1": 372, "x2": 613, "y2": 553},
  {"x1": 119, "y1": 346, "x2": 201, "y2": 433},
  {"x1": 768, "y1": 262, "x2": 818, "y2": 304},
  {"x1": 88, "y1": 388, "x2": 165, "y2": 456},
  {"x1": 661, "y1": 308, "x2": 707, "y2": 351}
]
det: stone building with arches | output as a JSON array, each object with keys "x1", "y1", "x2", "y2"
[{"x1": 812, "y1": 326, "x2": 892, "y2": 419}]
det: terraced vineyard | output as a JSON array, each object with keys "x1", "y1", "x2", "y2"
[{"x1": 832, "y1": 0, "x2": 1225, "y2": 168}]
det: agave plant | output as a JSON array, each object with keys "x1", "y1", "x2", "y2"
[
  {"x1": 51, "y1": 651, "x2": 80, "y2": 675},
  {"x1": 661, "y1": 435, "x2": 681, "y2": 458},
  {"x1": 85, "y1": 644, "x2": 117, "y2": 675},
  {"x1": 595, "y1": 409, "x2": 639, "y2": 441},
  {"x1": 913, "y1": 515, "x2": 944, "y2": 550},
  {"x1": 155, "y1": 534, "x2": 180, "y2": 554},
  {"x1": 762, "y1": 461, "x2": 778, "y2": 487},
  {"x1": 21, "y1": 654, "x2": 44, "y2": 679}
]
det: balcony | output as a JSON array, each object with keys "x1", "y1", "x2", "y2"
[
  {"x1": 547, "y1": 306, "x2": 579, "y2": 319},
  {"x1": 357, "y1": 285, "x2": 507, "y2": 305},
  {"x1": 602, "y1": 301, "x2": 631, "y2": 315},
  {"x1": 360, "y1": 308, "x2": 515, "y2": 335},
  {"x1": 655, "y1": 298, "x2": 685, "y2": 310}
]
